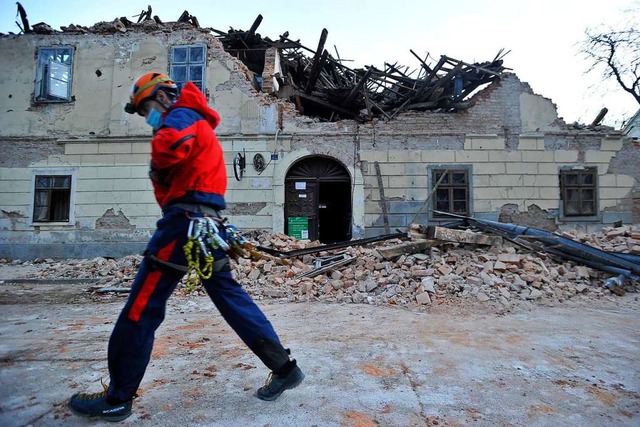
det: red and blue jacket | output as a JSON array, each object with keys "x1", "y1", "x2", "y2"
[{"x1": 149, "y1": 82, "x2": 227, "y2": 211}]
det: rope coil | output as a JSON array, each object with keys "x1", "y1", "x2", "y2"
[{"x1": 182, "y1": 216, "x2": 251, "y2": 292}]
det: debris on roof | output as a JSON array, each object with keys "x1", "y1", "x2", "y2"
[{"x1": 213, "y1": 15, "x2": 509, "y2": 122}]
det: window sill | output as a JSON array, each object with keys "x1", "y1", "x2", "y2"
[
  {"x1": 30, "y1": 221, "x2": 74, "y2": 227},
  {"x1": 32, "y1": 99, "x2": 73, "y2": 105},
  {"x1": 558, "y1": 215, "x2": 601, "y2": 223}
]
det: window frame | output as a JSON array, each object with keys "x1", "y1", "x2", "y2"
[
  {"x1": 29, "y1": 169, "x2": 76, "y2": 226},
  {"x1": 559, "y1": 166, "x2": 600, "y2": 221},
  {"x1": 34, "y1": 46, "x2": 74, "y2": 103},
  {"x1": 169, "y1": 44, "x2": 207, "y2": 92},
  {"x1": 427, "y1": 165, "x2": 474, "y2": 221}
]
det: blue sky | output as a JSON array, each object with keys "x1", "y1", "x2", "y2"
[{"x1": 1, "y1": 0, "x2": 638, "y2": 127}]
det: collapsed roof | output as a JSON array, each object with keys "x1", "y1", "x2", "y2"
[
  {"x1": 10, "y1": 4, "x2": 509, "y2": 122},
  {"x1": 215, "y1": 15, "x2": 509, "y2": 122}
]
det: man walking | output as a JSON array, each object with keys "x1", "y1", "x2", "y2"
[{"x1": 68, "y1": 72, "x2": 304, "y2": 422}]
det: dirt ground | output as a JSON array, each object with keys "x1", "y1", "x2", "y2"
[{"x1": 1, "y1": 262, "x2": 639, "y2": 427}]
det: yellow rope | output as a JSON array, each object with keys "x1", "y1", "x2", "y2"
[{"x1": 183, "y1": 238, "x2": 214, "y2": 293}]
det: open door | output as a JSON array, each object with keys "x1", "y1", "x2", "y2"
[{"x1": 285, "y1": 156, "x2": 352, "y2": 243}]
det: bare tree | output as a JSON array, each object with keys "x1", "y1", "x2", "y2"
[{"x1": 581, "y1": 16, "x2": 640, "y2": 106}]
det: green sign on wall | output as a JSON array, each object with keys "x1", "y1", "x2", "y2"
[{"x1": 287, "y1": 216, "x2": 309, "y2": 239}]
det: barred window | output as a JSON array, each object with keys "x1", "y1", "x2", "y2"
[
  {"x1": 33, "y1": 175, "x2": 71, "y2": 222},
  {"x1": 170, "y1": 45, "x2": 206, "y2": 91},
  {"x1": 560, "y1": 168, "x2": 597, "y2": 216}
]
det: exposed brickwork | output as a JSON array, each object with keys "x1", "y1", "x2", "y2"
[{"x1": 0, "y1": 138, "x2": 62, "y2": 167}]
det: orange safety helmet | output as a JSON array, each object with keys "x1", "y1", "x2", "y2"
[{"x1": 124, "y1": 72, "x2": 178, "y2": 115}]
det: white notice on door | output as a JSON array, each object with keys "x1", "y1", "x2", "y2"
[
  {"x1": 298, "y1": 193, "x2": 307, "y2": 198},
  {"x1": 295, "y1": 182, "x2": 306, "y2": 190}
]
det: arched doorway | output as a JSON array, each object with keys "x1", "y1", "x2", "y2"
[{"x1": 284, "y1": 156, "x2": 352, "y2": 243}]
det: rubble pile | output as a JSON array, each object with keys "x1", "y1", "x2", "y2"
[
  {"x1": 6, "y1": 225, "x2": 638, "y2": 311},
  {"x1": 561, "y1": 225, "x2": 640, "y2": 254}
]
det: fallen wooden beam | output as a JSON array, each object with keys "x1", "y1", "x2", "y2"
[
  {"x1": 297, "y1": 255, "x2": 354, "y2": 278},
  {"x1": 305, "y1": 29, "x2": 329, "y2": 93},
  {"x1": 413, "y1": 225, "x2": 503, "y2": 246},
  {"x1": 374, "y1": 161, "x2": 390, "y2": 234},
  {"x1": 96, "y1": 287, "x2": 131, "y2": 294},
  {"x1": 378, "y1": 239, "x2": 433, "y2": 260}
]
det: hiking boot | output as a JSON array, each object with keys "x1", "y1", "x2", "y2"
[
  {"x1": 68, "y1": 381, "x2": 132, "y2": 422},
  {"x1": 256, "y1": 364, "x2": 305, "y2": 401}
]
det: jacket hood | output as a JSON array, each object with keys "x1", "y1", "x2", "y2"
[{"x1": 171, "y1": 82, "x2": 220, "y2": 129}]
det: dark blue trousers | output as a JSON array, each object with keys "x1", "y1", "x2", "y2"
[{"x1": 106, "y1": 208, "x2": 283, "y2": 402}]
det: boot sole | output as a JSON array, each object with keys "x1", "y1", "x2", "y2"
[
  {"x1": 256, "y1": 371, "x2": 305, "y2": 401},
  {"x1": 69, "y1": 406, "x2": 132, "y2": 422}
]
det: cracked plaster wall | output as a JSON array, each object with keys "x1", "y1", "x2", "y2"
[{"x1": 0, "y1": 30, "x2": 636, "y2": 258}]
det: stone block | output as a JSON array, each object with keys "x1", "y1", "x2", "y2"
[
  {"x1": 77, "y1": 179, "x2": 114, "y2": 192},
  {"x1": 537, "y1": 163, "x2": 559, "y2": 175},
  {"x1": 539, "y1": 187, "x2": 559, "y2": 200},
  {"x1": 522, "y1": 175, "x2": 558, "y2": 187},
  {"x1": 488, "y1": 150, "x2": 522, "y2": 162},
  {"x1": 388, "y1": 175, "x2": 426, "y2": 188},
  {"x1": 602, "y1": 211, "x2": 634, "y2": 224},
  {"x1": 455, "y1": 150, "x2": 489, "y2": 162},
  {"x1": 517, "y1": 137, "x2": 544, "y2": 150},
  {"x1": 378, "y1": 163, "x2": 406, "y2": 176},
  {"x1": 474, "y1": 187, "x2": 505, "y2": 200},
  {"x1": 617, "y1": 175, "x2": 635, "y2": 187},
  {"x1": 404, "y1": 164, "x2": 428, "y2": 176},
  {"x1": 600, "y1": 137, "x2": 623, "y2": 151},
  {"x1": 506, "y1": 163, "x2": 537, "y2": 174},
  {"x1": 74, "y1": 191, "x2": 97, "y2": 204},
  {"x1": 506, "y1": 187, "x2": 539, "y2": 200},
  {"x1": 81, "y1": 154, "x2": 115, "y2": 166},
  {"x1": 464, "y1": 135, "x2": 505, "y2": 150},
  {"x1": 97, "y1": 166, "x2": 131, "y2": 179},
  {"x1": 0, "y1": 168, "x2": 30, "y2": 181},
  {"x1": 96, "y1": 191, "x2": 131, "y2": 204},
  {"x1": 389, "y1": 150, "x2": 421, "y2": 162},
  {"x1": 360, "y1": 151, "x2": 388, "y2": 162},
  {"x1": 132, "y1": 142, "x2": 149, "y2": 154},
  {"x1": 521, "y1": 151, "x2": 554, "y2": 163},
  {"x1": 98, "y1": 142, "x2": 132, "y2": 154},
  {"x1": 554, "y1": 150, "x2": 579, "y2": 163},
  {"x1": 114, "y1": 178, "x2": 148, "y2": 191},
  {"x1": 131, "y1": 166, "x2": 150, "y2": 179},
  {"x1": 0, "y1": 180, "x2": 30, "y2": 193},
  {"x1": 388, "y1": 201, "x2": 423, "y2": 214},
  {"x1": 598, "y1": 174, "x2": 616, "y2": 187},
  {"x1": 64, "y1": 143, "x2": 99, "y2": 155},
  {"x1": 0, "y1": 193, "x2": 29, "y2": 205},
  {"x1": 422, "y1": 150, "x2": 456, "y2": 163},
  {"x1": 585, "y1": 150, "x2": 614, "y2": 163},
  {"x1": 474, "y1": 163, "x2": 506, "y2": 175},
  {"x1": 114, "y1": 154, "x2": 149, "y2": 165}
]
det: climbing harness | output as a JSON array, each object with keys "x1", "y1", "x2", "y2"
[{"x1": 182, "y1": 215, "x2": 250, "y2": 291}]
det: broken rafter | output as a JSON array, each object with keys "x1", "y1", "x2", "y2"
[
  {"x1": 211, "y1": 18, "x2": 506, "y2": 122},
  {"x1": 15, "y1": 2, "x2": 31, "y2": 33},
  {"x1": 247, "y1": 14, "x2": 263, "y2": 35},
  {"x1": 305, "y1": 29, "x2": 329, "y2": 94}
]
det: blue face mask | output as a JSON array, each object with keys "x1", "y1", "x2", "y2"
[{"x1": 146, "y1": 108, "x2": 163, "y2": 131}]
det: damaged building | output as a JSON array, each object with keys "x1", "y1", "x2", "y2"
[{"x1": 0, "y1": 10, "x2": 638, "y2": 260}]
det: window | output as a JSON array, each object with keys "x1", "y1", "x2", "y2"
[
  {"x1": 560, "y1": 168, "x2": 597, "y2": 217},
  {"x1": 34, "y1": 47, "x2": 74, "y2": 102},
  {"x1": 432, "y1": 169, "x2": 470, "y2": 217},
  {"x1": 170, "y1": 45, "x2": 206, "y2": 91},
  {"x1": 33, "y1": 175, "x2": 72, "y2": 222}
]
